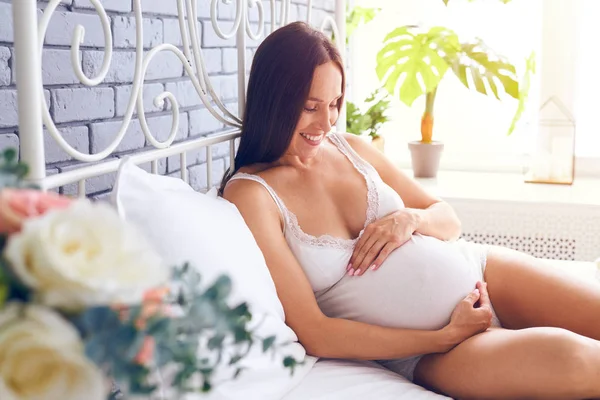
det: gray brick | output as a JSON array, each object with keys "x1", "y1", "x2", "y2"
[
  {"x1": 217, "y1": 0, "x2": 237, "y2": 20},
  {"x1": 60, "y1": 162, "x2": 117, "y2": 196},
  {"x1": 310, "y1": 8, "x2": 331, "y2": 29},
  {"x1": 115, "y1": 83, "x2": 165, "y2": 117},
  {"x1": 189, "y1": 107, "x2": 223, "y2": 136},
  {"x1": 222, "y1": 48, "x2": 253, "y2": 74},
  {"x1": 139, "y1": 158, "x2": 167, "y2": 175},
  {"x1": 201, "y1": 48, "x2": 222, "y2": 74},
  {"x1": 140, "y1": 0, "x2": 180, "y2": 17},
  {"x1": 196, "y1": 0, "x2": 212, "y2": 19},
  {"x1": 165, "y1": 80, "x2": 204, "y2": 109},
  {"x1": 44, "y1": 126, "x2": 89, "y2": 164},
  {"x1": 41, "y1": 49, "x2": 81, "y2": 85},
  {"x1": 247, "y1": 1, "x2": 264, "y2": 23},
  {"x1": 90, "y1": 119, "x2": 145, "y2": 154},
  {"x1": 73, "y1": 0, "x2": 132, "y2": 13},
  {"x1": 52, "y1": 87, "x2": 114, "y2": 123},
  {"x1": 203, "y1": 21, "x2": 261, "y2": 48},
  {"x1": 288, "y1": 4, "x2": 302, "y2": 22},
  {"x1": 163, "y1": 18, "x2": 184, "y2": 47},
  {"x1": 188, "y1": 158, "x2": 225, "y2": 192},
  {"x1": 45, "y1": 12, "x2": 106, "y2": 47},
  {"x1": 0, "y1": 47, "x2": 10, "y2": 86},
  {"x1": 90, "y1": 113, "x2": 188, "y2": 154},
  {"x1": 146, "y1": 51, "x2": 184, "y2": 80},
  {"x1": 323, "y1": 0, "x2": 336, "y2": 12},
  {"x1": 167, "y1": 147, "x2": 206, "y2": 173},
  {"x1": 207, "y1": 135, "x2": 230, "y2": 159},
  {"x1": 113, "y1": 17, "x2": 163, "y2": 49},
  {"x1": 0, "y1": 133, "x2": 19, "y2": 154},
  {"x1": 0, "y1": 3, "x2": 13, "y2": 42},
  {"x1": 0, "y1": 90, "x2": 18, "y2": 128},
  {"x1": 144, "y1": 112, "x2": 189, "y2": 144},
  {"x1": 202, "y1": 20, "x2": 235, "y2": 48},
  {"x1": 211, "y1": 74, "x2": 238, "y2": 101},
  {"x1": 298, "y1": 5, "x2": 309, "y2": 24},
  {"x1": 83, "y1": 51, "x2": 136, "y2": 84}
]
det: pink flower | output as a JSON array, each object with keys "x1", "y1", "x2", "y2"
[
  {"x1": 135, "y1": 287, "x2": 170, "y2": 330},
  {"x1": 134, "y1": 336, "x2": 155, "y2": 366},
  {"x1": 0, "y1": 189, "x2": 72, "y2": 234}
]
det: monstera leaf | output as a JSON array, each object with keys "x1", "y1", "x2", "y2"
[
  {"x1": 446, "y1": 39, "x2": 519, "y2": 100},
  {"x1": 376, "y1": 26, "x2": 460, "y2": 107}
]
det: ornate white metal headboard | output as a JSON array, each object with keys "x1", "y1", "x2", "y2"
[{"x1": 11, "y1": 0, "x2": 346, "y2": 195}]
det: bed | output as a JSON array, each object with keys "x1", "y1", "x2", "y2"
[{"x1": 9, "y1": 1, "x2": 600, "y2": 399}]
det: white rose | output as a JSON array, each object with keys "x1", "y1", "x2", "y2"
[
  {"x1": 4, "y1": 200, "x2": 167, "y2": 310},
  {"x1": 0, "y1": 303, "x2": 106, "y2": 400}
]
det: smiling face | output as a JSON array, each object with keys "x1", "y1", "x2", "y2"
[{"x1": 284, "y1": 61, "x2": 343, "y2": 160}]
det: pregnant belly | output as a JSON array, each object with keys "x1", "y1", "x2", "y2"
[{"x1": 316, "y1": 235, "x2": 482, "y2": 331}]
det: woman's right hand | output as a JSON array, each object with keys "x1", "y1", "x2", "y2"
[{"x1": 442, "y1": 281, "x2": 493, "y2": 351}]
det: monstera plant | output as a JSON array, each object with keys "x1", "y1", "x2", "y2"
[{"x1": 375, "y1": 0, "x2": 528, "y2": 177}]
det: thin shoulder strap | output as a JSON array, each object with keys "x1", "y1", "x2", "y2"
[
  {"x1": 228, "y1": 172, "x2": 288, "y2": 229},
  {"x1": 328, "y1": 132, "x2": 373, "y2": 174}
]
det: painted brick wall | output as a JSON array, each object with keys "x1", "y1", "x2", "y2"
[{"x1": 0, "y1": 0, "x2": 335, "y2": 196}]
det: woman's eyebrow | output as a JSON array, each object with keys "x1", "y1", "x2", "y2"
[{"x1": 307, "y1": 94, "x2": 343, "y2": 102}]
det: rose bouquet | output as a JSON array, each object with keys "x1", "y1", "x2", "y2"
[{"x1": 0, "y1": 149, "x2": 296, "y2": 400}]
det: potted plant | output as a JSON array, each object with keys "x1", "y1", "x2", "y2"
[
  {"x1": 375, "y1": 0, "x2": 522, "y2": 177},
  {"x1": 346, "y1": 88, "x2": 391, "y2": 152}
]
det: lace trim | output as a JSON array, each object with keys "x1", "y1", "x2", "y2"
[
  {"x1": 327, "y1": 133, "x2": 380, "y2": 226},
  {"x1": 230, "y1": 134, "x2": 380, "y2": 251}
]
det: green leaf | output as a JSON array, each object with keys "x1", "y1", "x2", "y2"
[
  {"x1": 508, "y1": 51, "x2": 536, "y2": 136},
  {"x1": 446, "y1": 39, "x2": 519, "y2": 100},
  {"x1": 346, "y1": 6, "x2": 380, "y2": 40},
  {"x1": 207, "y1": 334, "x2": 225, "y2": 350},
  {"x1": 262, "y1": 336, "x2": 276, "y2": 352},
  {"x1": 3, "y1": 148, "x2": 16, "y2": 163},
  {"x1": 203, "y1": 275, "x2": 232, "y2": 301},
  {"x1": 376, "y1": 26, "x2": 458, "y2": 106}
]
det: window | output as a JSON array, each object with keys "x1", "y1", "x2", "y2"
[
  {"x1": 350, "y1": 0, "x2": 600, "y2": 175},
  {"x1": 574, "y1": 0, "x2": 600, "y2": 159}
]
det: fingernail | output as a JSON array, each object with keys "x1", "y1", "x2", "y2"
[
  {"x1": 474, "y1": 289, "x2": 480, "y2": 294},
  {"x1": 369, "y1": 265, "x2": 377, "y2": 271},
  {"x1": 347, "y1": 269, "x2": 355, "y2": 276},
  {"x1": 346, "y1": 263, "x2": 353, "y2": 271}
]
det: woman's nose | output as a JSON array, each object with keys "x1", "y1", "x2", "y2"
[{"x1": 319, "y1": 109, "x2": 332, "y2": 132}]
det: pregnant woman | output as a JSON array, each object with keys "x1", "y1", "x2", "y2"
[{"x1": 220, "y1": 22, "x2": 600, "y2": 399}]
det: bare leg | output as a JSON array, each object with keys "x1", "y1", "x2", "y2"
[
  {"x1": 414, "y1": 327, "x2": 600, "y2": 400},
  {"x1": 484, "y1": 246, "x2": 600, "y2": 340}
]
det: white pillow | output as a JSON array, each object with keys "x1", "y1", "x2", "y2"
[{"x1": 111, "y1": 158, "x2": 316, "y2": 400}]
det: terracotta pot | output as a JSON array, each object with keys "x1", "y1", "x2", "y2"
[
  {"x1": 371, "y1": 135, "x2": 385, "y2": 153},
  {"x1": 408, "y1": 141, "x2": 444, "y2": 178}
]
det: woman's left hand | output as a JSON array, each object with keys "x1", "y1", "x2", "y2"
[{"x1": 347, "y1": 209, "x2": 421, "y2": 276}]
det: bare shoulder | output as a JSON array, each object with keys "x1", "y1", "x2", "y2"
[
  {"x1": 339, "y1": 132, "x2": 389, "y2": 170},
  {"x1": 222, "y1": 170, "x2": 283, "y2": 229}
]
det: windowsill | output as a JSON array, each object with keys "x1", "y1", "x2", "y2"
[{"x1": 401, "y1": 168, "x2": 600, "y2": 206}]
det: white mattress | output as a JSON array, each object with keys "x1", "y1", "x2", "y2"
[{"x1": 282, "y1": 259, "x2": 599, "y2": 400}]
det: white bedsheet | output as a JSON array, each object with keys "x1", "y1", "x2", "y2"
[
  {"x1": 281, "y1": 260, "x2": 598, "y2": 400},
  {"x1": 282, "y1": 359, "x2": 450, "y2": 400}
]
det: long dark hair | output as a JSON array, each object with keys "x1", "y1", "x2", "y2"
[{"x1": 219, "y1": 21, "x2": 345, "y2": 195}]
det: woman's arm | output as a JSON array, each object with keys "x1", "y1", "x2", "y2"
[
  {"x1": 343, "y1": 133, "x2": 461, "y2": 241},
  {"x1": 223, "y1": 179, "x2": 459, "y2": 359}
]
